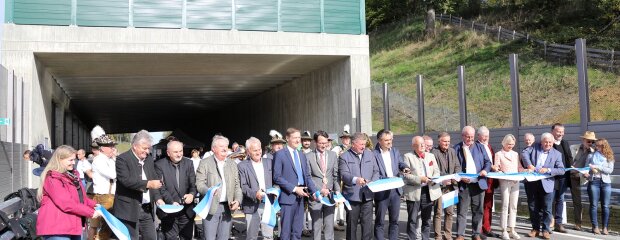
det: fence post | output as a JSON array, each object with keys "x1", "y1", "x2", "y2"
[
  {"x1": 459, "y1": 17, "x2": 462, "y2": 28},
  {"x1": 509, "y1": 54, "x2": 522, "y2": 149},
  {"x1": 416, "y1": 75, "x2": 425, "y2": 135},
  {"x1": 484, "y1": 23, "x2": 487, "y2": 33},
  {"x1": 512, "y1": 30, "x2": 516, "y2": 40},
  {"x1": 449, "y1": 14, "x2": 452, "y2": 24},
  {"x1": 497, "y1": 26, "x2": 502, "y2": 41},
  {"x1": 610, "y1": 49, "x2": 615, "y2": 71},
  {"x1": 471, "y1": 21, "x2": 475, "y2": 30},
  {"x1": 457, "y1": 66, "x2": 468, "y2": 129},
  {"x1": 526, "y1": 33, "x2": 529, "y2": 42},
  {"x1": 382, "y1": 83, "x2": 390, "y2": 131},
  {"x1": 440, "y1": 13, "x2": 443, "y2": 23},
  {"x1": 544, "y1": 41, "x2": 547, "y2": 58},
  {"x1": 575, "y1": 38, "x2": 590, "y2": 133}
]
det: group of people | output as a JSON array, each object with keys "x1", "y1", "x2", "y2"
[{"x1": 33, "y1": 122, "x2": 614, "y2": 240}]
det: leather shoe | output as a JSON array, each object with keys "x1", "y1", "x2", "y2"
[
  {"x1": 527, "y1": 230, "x2": 538, "y2": 238},
  {"x1": 574, "y1": 224, "x2": 582, "y2": 231},
  {"x1": 554, "y1": 225, "x2": 567, "y2": 233},
  {"x1": 482, "y1": 231, "x2": 499, "y2": 238},
  {"x1": 593, "y1": 227, "x2": 601, "y2": 234},
  {"x1": 542, "y1": 231, "x2": 551, "y2": 239},
  {"x1": 602, "y1": 228, "x2": 609, "y2": 235}
]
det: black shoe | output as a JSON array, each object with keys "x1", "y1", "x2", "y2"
[
  {"x1": 482, "y1": 232, "x2": 498, "y2": 238},
  {"x1": 302, "y1": 230, "x2": 312, "y2": 237}
]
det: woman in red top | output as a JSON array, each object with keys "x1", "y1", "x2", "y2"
[{"x1": 36, "y1": 145, "x2": 101, "y2": 240}]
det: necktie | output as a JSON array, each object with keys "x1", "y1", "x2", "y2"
[
  {"x1": 293, "y1": 150, "x2": 304, "y2": 185},
  {"x1": 320, "y1": 152, "x2": 326, "y2": 173},
  {"x1": 175, "y1": 164, "x2": 180, "y2": 189}
]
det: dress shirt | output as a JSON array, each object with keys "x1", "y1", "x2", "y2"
[
  {"x1": 216, "y1": 157, "x2": 227, "y2": 202},
  {"x1": 463, "y1": 144, "x2": 477, "y2": 174},
  {"x1": 76, "y1": 159, "x2": 91, "y2": 179},
  {"x1": 380, "y1": 148, "x2": 394, "y2": 177},
  {"x1": 536, "y1": 151, "x2": 549, "y2": 169},
  {"x1": 91, "y1": 154, "x2": 116, "y2": 194},
  {"x1": 252, "y1": 160, "x2": 266, "y2": 191}
]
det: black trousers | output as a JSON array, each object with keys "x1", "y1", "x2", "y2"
[
  {"x1": 120, "y1": 204, "x2": 157, "y2": 240},
  {"x1": 346, "y1": 200, "x2": 374, "y2": 240},
  {"x1": 407, "y1": 187, "x2": 434, "y2": 240},
  {"x1": 161, "y1": 211, "x2": 194, "y2": 240}
]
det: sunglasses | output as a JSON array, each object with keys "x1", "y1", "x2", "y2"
[{"x1": 588, "y1": 140, "x2": 596, "y2": 144}]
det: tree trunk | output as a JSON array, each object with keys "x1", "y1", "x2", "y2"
[{"x1": 425, "y1": 8, "x2": 436, "y2": 39}]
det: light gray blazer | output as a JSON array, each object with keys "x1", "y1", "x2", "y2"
[
  {"x1": 305, "y1": 149, "x2": 341, "y2": 192},
  {"x1": 402, "y1": 152, "x2": 442, "y2": 202},
  {"x1": 195, "y1": 156, "x2": 243, "y2": 216}
]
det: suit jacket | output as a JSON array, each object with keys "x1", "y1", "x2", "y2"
[
  {"x1": 453, "y1": 142, "x2": 491, "y2": 190},
  {"x1": 338, "y1": 148, "x2": 379, "y2": 202},
  {"x1": 113, "y1": 150, "x2": 161, "y2": 222},
  {"x1": 522, "y1": 143, "x2": 565, "y2": 193},
  {"x1": 553, "y1": 139, "x2": 573, "y2": 168},
  {"x1": 372, "y1": 145, "x2": 407, "y2": 199},
  {"x1": 273, "y1": 147, "x2": 317, "y2": 205},
  {"x1": 430, "y1": 147, "x2": 461, "y2": 176},
  {"x1": 305, "y1": 149, "x2": 341, "y2": 193},
  {"x1": 238, "y1": 158, "x2": 273, "y2": 214},
  {"x1": 154, "y1": 157, "x2": 197, "y2": 218},
  {"x1": 402, "y1": 152, "x2": 442, "y2": 201},
  {"x1": 195, "y1": 155, "x2": 242, "y2": 216}
]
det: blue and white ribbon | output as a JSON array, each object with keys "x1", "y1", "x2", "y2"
[
  {"x1": 566, "y1": 167, "x2": 590, "y2": 174},
  {"x1": 313, "y1": 191, "x2": 336, "y2": 206},
  {"x1": 367, "y1": 177, "x2": 405, "y2": 192},
  {"x1": 261, "y1": 188, "x2": 281, "y2": 228},
  {"x1": 158, "y1": 204, "x2": 184, "y2": 214},
  {"x1": 441, "y1": 190, "x2": 459, "y2": 209},
  {"x1": 95, "y1": 205, "x2": 130, "y2": 240},
  {"x1": 431, "y1": 174, "x2": 461, "y2": 184},
  {"x1": 193, "y1": 183, "x2": 221, "y2": 219},
  {"x1": 486, "y1": 172, "x2": 529, "y2": 181},
  {"x1": 458, "y1": 173, "x2": 479, "y2": 183},
  {"x1": 332, "y1": 192, "x2": 352, "y2": 211}
]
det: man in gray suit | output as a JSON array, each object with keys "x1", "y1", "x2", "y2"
[
  {"x1": 305, "y1": 130, "x2": 340, "y2": 240},
  {"x1": 238, "y1": 137, "x2": 274, "y2": 240},
  {"x1": 196, "y1": 135, "x2": 243, "y2": 240},
  {"x1": 339, "y1": 132, "x2": 379, "y2": 240},
  {"x1": 431, "y1": 132, "x2": 461, "y2": 240}
]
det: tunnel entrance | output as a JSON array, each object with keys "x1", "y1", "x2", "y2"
[{"x1": 37, "y1": 53, "x2": 354, "y2": 145}]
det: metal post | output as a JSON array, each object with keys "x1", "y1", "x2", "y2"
[
  {"x1": 277, "y1": 0, "x2": 282, "y2": 31},
  {"x1": 509, "y1": 54, "x2": 522, "y2": 149},
  {"x1": 416, "y1": 75, "x2": 425, "y2": 135},
  {"x1": 457, "y1": 66, "x2": 468, "y2": 129},
  {"x1": 231, "y1": 0, "x2": 236, "y2": 29},
  {"x1": 498, "y1": 26, "x2": 502, "y2": 41},
  {"x1": 382, "y1": 83, "x2": 390, "y2": 131},
  {"x1": 356, "y1": 89, "x2": 362, "y2": 132},
  {"x1": 575, "y1": 38, "x2": 590, "y2": 133}
]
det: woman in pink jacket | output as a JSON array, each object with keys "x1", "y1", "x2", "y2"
[{"x1": 36, "y1": 145, "x2": 101, "y2": 240}]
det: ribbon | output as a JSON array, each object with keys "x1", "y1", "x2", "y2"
[
  {"x1": 193, "y1": 183, "x2": 221, "y2": 219},
  {"x1": 332, "y1": 192, "x2": 352, "y2": 211},
  {"x1": 366, "y1": 177, "x2": 405, "y2": 192},
  {"x1": 95, "y1": 205, "x2": 130, "y2": 240},
  {"x1": 158, "y1": 204, "x2": 184, "y2": 214},
  {"x1": 261, "y1": 188, "x2": 281, "y2": 228}
]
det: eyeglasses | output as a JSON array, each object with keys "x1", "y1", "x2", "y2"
[{"x1": 588, "y1": 141, "x2": 596, "y2": 144}]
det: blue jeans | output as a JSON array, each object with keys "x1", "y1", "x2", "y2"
[
  {"x1": 43, "y1": 235, "x2": 81, "y2": 240},
  {"x1": 588, "y1": 178, "x2": 611, "y2": 228}
]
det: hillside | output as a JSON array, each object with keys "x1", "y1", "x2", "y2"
[{"x1": 369, "y1": 18, "x2": 620, "y2": 134}]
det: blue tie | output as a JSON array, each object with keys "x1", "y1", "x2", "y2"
[{"x1": 293, "y1": 150, "x2": 304, "y2": 185}]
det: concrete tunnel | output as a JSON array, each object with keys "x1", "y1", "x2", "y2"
[{"x1": 2, "y1": 25, "x2": 372, "y2": 148}]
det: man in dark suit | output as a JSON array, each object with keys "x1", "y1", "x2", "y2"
[
  {"x1": 373, "y1": 129, "x2": 408, "y2": 240},
  {"x1": 522, "y1": 133, "x2": 566, "y2": 239},
  {"x1": 339, "y1": 132, "x2": 379, "y2": 240},
  {"x1": 305, "y1": 130, "x2": 340, "y2": 240},
  {"x1": 238, "y1": 137, "x2": 274, "y2": 240},
  {"x1": 154, "y1": 140, "x2": 197, "y2": 240},
  {"x1": 273, "y1": 128, "x2": 318, "y2": 240},
  {"x1": 431, "y1": 132, "x2": 461, "y2": 240},
  {"x1": 550, "y1": 123, "x2": 573, "y2": 233},
  {"x1": 113, "y1": 130, "x2": 163, "y2": 240},
  {"x1": 453, "y1": 126, "x2": 491, "y2": 240}
]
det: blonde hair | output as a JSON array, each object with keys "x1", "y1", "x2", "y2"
[
  {"x1": 37, "y1": 145, "x2": 77, "y2": 200},
  {"x1": 596, "y1": 138, "x2": 615, "y2": 162},
  {"x1": 501, "y1": 134, "x2": 516, "y2": 147}
]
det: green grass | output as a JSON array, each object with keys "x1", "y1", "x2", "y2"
[{"x1": 369, "y1": 18, "x2": 620, "y2": 133}]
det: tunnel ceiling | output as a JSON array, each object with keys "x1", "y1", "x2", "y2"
[{"x1": 35, "y1": 53, "x2": 346, "y2": 133}]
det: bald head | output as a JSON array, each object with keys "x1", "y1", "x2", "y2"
[{"x1": 167, "y1": 140, "x2": 184, "y2": 163}]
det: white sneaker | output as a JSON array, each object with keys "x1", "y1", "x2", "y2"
[
  {"x1": 510, "y1": 230, "x2": 521, "y2": 239},
  {"x1": 501, "y1": 231, "x2": 510, "y2": 240}
]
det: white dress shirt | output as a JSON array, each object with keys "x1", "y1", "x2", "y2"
[
  {"x1": 463, "y1": 144, "x2": 477, "y2": 174},
  {"x1": 216, "y1": 158, "x2": 227, "y2": 202},
  {"x1": 91, "y1": 154, "x2": 116, "y2": 194},
  {"x1": 252, "y1": 160, "x2": 266, "y2": 191},
  {"x1": 380, "y1": 148, "x2": 394, "y2": 177}
]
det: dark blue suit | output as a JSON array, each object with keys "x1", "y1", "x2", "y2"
[
  {"x1": 522, "y1": 143, "x2": 565, "y2": 232},
  {"x1": 453, "y1": 142, "x2": 491, "y2": 238},
  {"x1": 273, "y1": 147, "x2": 317, "y2": 240},
  {"x1": 373, "y1": 145, "x2": 406, "y2": 240},
  {"x1": 339, "y1": 148, "x2": 379, "y2": 240}
]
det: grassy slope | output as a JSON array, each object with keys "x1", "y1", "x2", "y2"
[{"x1": 369, "y1": 18, "x2": 620, "y2": 134}]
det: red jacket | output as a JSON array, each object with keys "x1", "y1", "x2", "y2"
[{"x1": 37, "y1": 170, "x2": 96, "y2": 236}]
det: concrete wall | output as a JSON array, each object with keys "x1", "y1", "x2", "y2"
[{"x1": 0, "y1": 23, "x2": 370, "y2": 150}]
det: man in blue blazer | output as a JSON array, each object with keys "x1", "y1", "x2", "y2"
[
  {"x1": 339, "y1": 132, "x2": 380, "y2": 240},
  {"x1": 273, "y1": 128, "x2": 318, "y2": 240},
  {"x1": 453, "y1": 126, "x2": 491, "y2": 240},
  {"x1": 522, "y1": 133, "x2": 565, "y2": 239},
  {"x1": 238, "y1": 137, "x2": 274, "y2": 240},
  {"x1": 373, "y1": 129, "x2": 409, "y2": 240}
]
